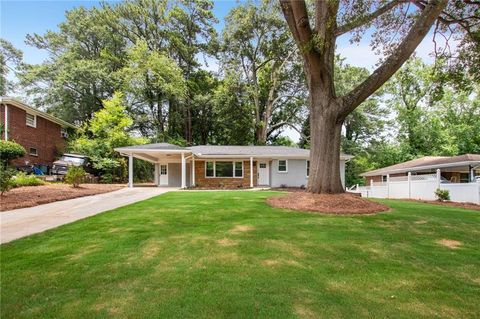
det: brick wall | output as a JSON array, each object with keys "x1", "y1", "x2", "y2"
[
  {"x1": 194, "y1": 160, "x2": 257, "y2": 188},
  {"x1": 1, "y1": 103, "x2": 66, "y2": 167}
]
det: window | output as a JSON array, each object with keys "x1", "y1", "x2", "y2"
[
  {"x1": 382, "y1": 175, "x2": 388, "y2": 182},
  {"x1": 216, "y1": 162, "x2": 233, "y2": 177},
  {"x1": 160, "y1": 165, "x2": 167, "y2": 175},
  {"x1": 259, "y1": 163, "x2": 266, "y2": 169},
  {"x1": 235, "y1": 162, "x2": 243, "y2": 177},
  {"x1": 206, "y1": 161, "x2": 214, "y2": 177},
  {"x1": 306, "y1": 160, "x2": 310, "y2": 177},
  {"x1": 26, "y1": 113, "x2": 36, "y2": 127},
  {"x1": 278, "y1": 160, "x2": 287, "y2": 173},
  {"x1": 29, "y1": 147, "x2": 38, "y2": 156},
  {"x1": 205, "y1": 161, "x2": 243, "y2": 178}
]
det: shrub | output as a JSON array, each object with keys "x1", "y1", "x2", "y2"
[
  {"x1": 65, "y1": 166, "x2": 85, "y2": 188},
  {"x1": 0, "y1": 163, "x2": 16, "y2": 196},
  {"x1": 12, "y1": 172, "x2": 45, "y2": 187},
  {"x1": 435, "y1": 188, "x2": 450, "y2": 201},
  {"x1": 0, "y1": 140, "x2": 25, "y2": 165}
]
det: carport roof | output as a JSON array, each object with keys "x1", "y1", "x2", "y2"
[{"x1": 115, "y1": 143, "x2": 353, "y2": 159}]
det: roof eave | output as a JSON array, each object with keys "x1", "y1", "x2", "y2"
[{"x1": 1, "y1": 97, "x2": 77, "y2": 129}]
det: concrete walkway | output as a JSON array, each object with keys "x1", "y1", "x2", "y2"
[{"x1": 1, "y1": 187, "x2": 176, "y2": 244}]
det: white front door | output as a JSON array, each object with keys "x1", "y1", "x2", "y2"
[
  {"x1": 258, "y1": 161, "x2": 269, "y2": 185},
  {"x1": 159, "y1": 164, "x2": 168, "y2": 186}
]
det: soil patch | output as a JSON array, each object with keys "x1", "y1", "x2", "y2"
[
  {"x1": 1, "y1": 183, "x2": 125, "y2": 211},
  {"x1": 266, "y1": 192, "x2": 389, "y2": 215},
  {"x1": 437, "y1": 239, "x2": 462, "y2": 249}
]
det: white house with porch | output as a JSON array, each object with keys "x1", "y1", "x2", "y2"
[{"x1": 114, "y1": 143, "x2": 353, "y2": 189}]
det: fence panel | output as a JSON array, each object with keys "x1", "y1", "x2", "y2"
[
  {"x1": 441, "y1": 183, "x2": 480, "y2": 204},
  {"x1": 410, "y1": 180, "x2": 438, "y2": 201}
]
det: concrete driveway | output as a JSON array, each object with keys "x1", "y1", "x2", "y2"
[{"x1": 1, "y1": 187, "x2": 176, "y2": 244}]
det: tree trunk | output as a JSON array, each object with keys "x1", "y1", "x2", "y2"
[{"x1": 307, "y1": 95, "x2": 344, "y2": 194}]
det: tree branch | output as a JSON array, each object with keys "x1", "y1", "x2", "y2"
[
  {"x1": 335, "y1": 1, "x2": 405, "y2": 37},
  {"x1": 342, "y1": 0, "x2": 448, "y2": 117}
]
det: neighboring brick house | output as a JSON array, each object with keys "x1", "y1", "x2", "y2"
[
  {"x1": 0, "y1": 97, "x2": 76, "y2": 168},
  {"x1": 115, "y1": 143, "x2": 353, "y2": 189}
]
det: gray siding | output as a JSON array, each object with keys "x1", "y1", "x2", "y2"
[
  {"x1": 168, "y1": 163, "x2": 191, "y2": 187},
  {"x1": 270, "y1": 159, "x2": 346, "y2": 188}
]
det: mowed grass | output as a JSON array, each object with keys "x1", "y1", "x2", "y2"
[{"x1": 1, "y1": 191, "x2": 479, "y2": 318}]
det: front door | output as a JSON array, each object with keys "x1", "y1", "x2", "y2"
[
  {"x1": 159, "y1": 164, "x2": 168, "y2": 186},
  {"x1": 258, "y1": 161, "x2": 269, "y2": 185}
]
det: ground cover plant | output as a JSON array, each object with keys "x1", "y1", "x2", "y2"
[{"x1": 1, "y1": 191, "x2": 479, "y2": 318}]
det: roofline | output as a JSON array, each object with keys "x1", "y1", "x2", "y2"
[
  {"x1": 114, "y1": 146, "x2": 353, "y2": 160},
  {"x1": 361, "y1": 160, "x2": 480, "y2": 177},
  {"x1": 0, "y1": 97, "x2": 76, "y2": 129}
]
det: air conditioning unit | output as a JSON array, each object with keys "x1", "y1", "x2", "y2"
[{"x1": 61, "y1": 130, "x2": 68, "y2": 138}]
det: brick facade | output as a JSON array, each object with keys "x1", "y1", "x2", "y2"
[
  {"x1": 194, "y1": 160, "x2": 257, "y2": 188},
  {"x1": 1, "y1": 103, "x2": 67, "y2": 167}
]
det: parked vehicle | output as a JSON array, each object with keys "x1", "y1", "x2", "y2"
[{"x1": 51, "y1": 154, "x2": 94, "y2": 176}]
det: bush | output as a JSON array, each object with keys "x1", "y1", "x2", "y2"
[
  {"x1": 435, "y1": 188, "x2": 450, "y2": 201},
  {"x1": 65, "y1": 166, "x2": 85, "y2": 188},
  {"x1": 0, "y1": 140, "x2": 25, "y2": 165},
  {"x1": 0, "y1": 163, "x2": 16, "y2": 196},
  {"x1": 12, "y1": 172, "x2": 45, "y2": 187}
]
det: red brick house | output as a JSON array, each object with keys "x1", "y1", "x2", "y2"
[{"x1": 0, "y1": 97, "x2": 76, "y2": 168}]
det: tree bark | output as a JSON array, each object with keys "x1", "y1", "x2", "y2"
[{"x1": 307, "y1": 90, "x2": 344, "y2": 193}]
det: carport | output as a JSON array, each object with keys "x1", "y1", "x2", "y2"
[{"x1": 114, "y1": 143, "x2": 193, "y2": 188}]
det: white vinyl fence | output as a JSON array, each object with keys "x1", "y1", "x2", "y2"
[{"x1": 352, "y1": 170, "x2": 480, "y2": 204}]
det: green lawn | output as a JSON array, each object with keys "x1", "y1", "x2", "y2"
[{"x1": 1, "y1": 191, "x2": 479, "y2": 318}]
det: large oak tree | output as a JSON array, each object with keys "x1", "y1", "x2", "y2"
[{"x1": 279, "y1": 0, "x2": 479, "y2": 193}]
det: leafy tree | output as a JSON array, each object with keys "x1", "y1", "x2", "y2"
[
  {"x1": 69, "y1": 93, "x2": 147, "y2": 182},
  {"x1": 21, "y1": 7, "x2": 124, "y2": 123},
  {"x1": 279, "y1": 0, "x2": 478, "y2": 193},
  {"x1": 0, "y1": 39, "x2": 23, "y2": 95},
  {"x1": 117, "y1": 41, "x2": 186, "y2": 138},
  {"x1": 221, "y1": 0, "x2": 306, "y2": 144},
  {"x1": 211, "y1": 73, "x2": 254, "y2": 145}
]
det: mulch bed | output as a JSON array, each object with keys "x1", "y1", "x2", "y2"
[
  {"x1": 267, "y1": 191, "x2": 390, "y2": 215},
  {"x1": 1, "y1": 184, "x2": 125, "y2": 211},
  {"x1": 406, "y1": 199, "x2": 480, "y2": 211}
]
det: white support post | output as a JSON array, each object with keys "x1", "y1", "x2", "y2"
[
  {"x1": 154, "y1": 163, "x2": 159, "y2": 186},
  {"x1": 386, "y1": 174, "x2": 390, "y2": 198},
  {"x1": 370, "y1": 179, "x2": 373, "y2": 187},
  {"x1": 407, "y1": 172, "x2": 411, "y2": 199},
  {"x1": 4, "y1": 104, "x2": 8, "y2": 140},
  {"x1": 128, "y1": 153, "x2": 133, "y2": 188},
  {"x1": 192, "y1": 157, "x2": 195, "y2": 187},
  {"x1": 250, "y1": 157, "x2": 254, "y2": 188},
  {"x1": 436, "y1": 169, "x2": 441, "y2": 189},
  {"x1": 181, "y1": 153, "x2": 186, "y2": 189}
]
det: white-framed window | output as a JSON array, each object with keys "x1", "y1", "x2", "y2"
[
  {"x1": 382, "y1": 175, "x2": 388, "y2": 182},
  {"x1": 306, "y1": 160, "x2": 310, "y2": 177},
  {"x1": 29, "y1": 147, "x2": 38, "y2": 156},
  {"x1": 259, "y1": 163, "x2": 267, "y2": 169},
  {"x1": 205, "y1": 161, "x2": 243, "y2": 178},
  {"x1": 160, "y1": 165, "x2": 167, "y2": 175},
  {"x1": 278, "y1": 159, "x2": 288, "y2": 173},
  {"x1": 26, "y1": 113, "x2": 36, "y2": 127}
]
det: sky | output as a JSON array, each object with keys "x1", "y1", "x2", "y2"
[{"x1": 1, "y1": 0, "x2": 443, "y2": 141}]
